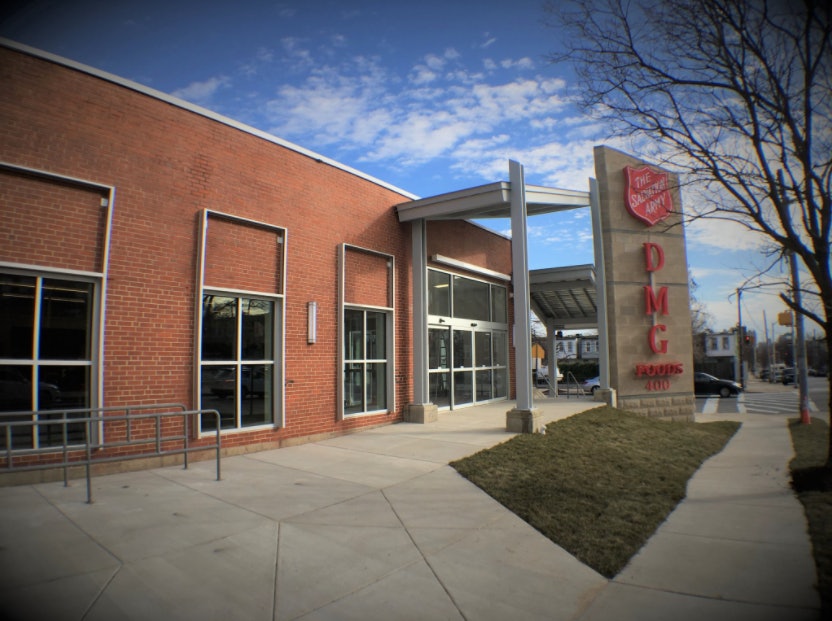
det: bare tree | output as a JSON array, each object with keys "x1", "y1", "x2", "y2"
[{"x1": 547, "y1": 0, "x2": 832, "y2": 461}]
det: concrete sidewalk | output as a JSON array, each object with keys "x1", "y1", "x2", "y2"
[{"x1": 0, "y1": 394, "x2": 821, "y2": 620}]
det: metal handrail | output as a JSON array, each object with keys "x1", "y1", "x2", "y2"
[
  {"x1": 562, "y1": 371, "x2": 584, "y2": 399},
  {"x1": 0, "y1": 405, "x2": 221, "y2": 503}
]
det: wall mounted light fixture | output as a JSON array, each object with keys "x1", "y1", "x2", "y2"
[{"x1": 307, "y1": 301, "x2": 317, "y2": 344}]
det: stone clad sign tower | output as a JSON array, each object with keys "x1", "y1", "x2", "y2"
[{"x1": 594, "y1": 146, "x2": 695, "y2": 420}]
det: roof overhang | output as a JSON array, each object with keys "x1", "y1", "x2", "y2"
[
  {"x1": 530, "y1": 264, "x2": 598, "y2": 330},
  {"x1": 395, "y1": 182, "x2": 590, "y2": 222}
]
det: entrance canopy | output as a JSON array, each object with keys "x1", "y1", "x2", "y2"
[
  {"x1": 396, "y1": 162, "x2": 601, "y2": 422},
  {"x1": 530, "y1": 265, "x2": 597, "y2": 331},
  {"x1": 396, "y1": 181, "x2": 590, "y2": 221}
]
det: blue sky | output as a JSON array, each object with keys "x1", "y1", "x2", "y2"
[{"x1": 0, "y1": 0, "x2": 798, "y2": 338}]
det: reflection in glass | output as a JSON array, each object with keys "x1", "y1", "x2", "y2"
[
  {"x1": 240, "y1": 365, "x2": 272, "y2": 427},
  {"x1": 367, "y1": 363, "x2": 386, "y2": 411},
  {"x1": 491, "y1": 285, "x2": 507, "y2": 323},
  {"x1": 344, "y1": 362, "x2": 363, "y2": 415},
  {"x1": 201, "y1": 296, "x2": 237, "y2": 360},
  {"x1": 0, "y1": 275, "x2": 35, "y2": 359},
  {"x1": 453, "y1": 330, "x2": 472, "y2": 369},
  {"x1": 242, "y1": 299, "x2": 273, "y2": 360},
  {"x1": 429, "y1": 372, "x2": 450, "y2": 408},
  {"x1": 453, "y1": 371, "x2": 473, "y2": 406},
  {"x1": 366, "y1": 312, "x2": 386, "y2": 360},
  {"x1": 428, "y1": 328, "x2": 450, "y2": 369},
  {"x1": 40, "y1": 279, "x2": 92, "y2": 360},
  {"x1": 0, "y1": 365, "x2": 34, "y2": 449},
  {"x1": 494, "y1": 368, "x2": 508, "y2": 399},
  {"x1": 452, "y1": 276, "x2": 489, "y2": 321},
  {"x1": 344, "y1": 310, "x2": 363, "y2": 360},
  {"x1": 200, "y1": 366, "x2": 236, "y2": 430},
  {"x1": 476, "y1": 370, "x2": 493, "y2": 401},
  {"x1": 475, "y1": 332, "x2": 492, "y2": 367},
  {"x1": 493, "y1": 332, "x2": 508, "y2": 366},
  {"x1": 428, "y1": 270, "x2": 450, "y2": 316}
]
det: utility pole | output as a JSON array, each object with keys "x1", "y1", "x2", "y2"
[
  {"x1": 736, "y1": 288, "x2": 744, "y2": 389},
  {"x1": 789, "y1": 251, "x2": 811, "y2": 424},
  {"x1": 779, "y1": 169, "x2": 810, "y2": 424}
]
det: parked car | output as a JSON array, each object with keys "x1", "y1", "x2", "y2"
[
  {"x1": 781, "y1": 367, "x2": 796, "y2": 385},
  {"x1": 580, "y1": 376, "x2": 600, "y2": 395},
  {"x1": 694, "y1": 372, "x2": 742, "y2": 397},
  {"x1": 210, "y1": 367, "x2": 266, "y2": 398},
  {"x1": 0, "y1": 367, "x2": 61, "y2": 409}
]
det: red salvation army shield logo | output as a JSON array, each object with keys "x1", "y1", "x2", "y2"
[{"x1": 624, "y1": 166, "x2": 673, "y2": 226}]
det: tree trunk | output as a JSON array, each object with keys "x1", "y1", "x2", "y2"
[{"x1": 826, "y1": 331, "x2": 832, "y2": 467}]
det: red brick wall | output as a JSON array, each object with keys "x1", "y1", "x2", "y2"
[
  {"x1": 204, "y1": 215, "x2": 283, "y2": 293},
  {"x1": 427, "y1": 220, "x2": 512, "y2": 276},
  {"x1": 344, "y1": 246, "x2": 391, "y2": 308},
  {"x1": 0, "y1": 45, "x2": 415, "y2": 454},
  {"x1": 0, "y1": 168, "x2": 107, "y2": 272}
]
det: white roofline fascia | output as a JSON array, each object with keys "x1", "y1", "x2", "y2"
[{"x1": 0, "y1": 38, "x2": 419, "y2": 201}]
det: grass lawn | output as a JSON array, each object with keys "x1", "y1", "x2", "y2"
[
  {"x1": 450, "y1": 406, "x2": 739, "y2": 578},
  {"x1": 789, "y1": 416, "x2": 832, "y2": 615}
]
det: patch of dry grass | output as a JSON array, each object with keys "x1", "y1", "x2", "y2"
[{"x1": 451, "y1": 406, "x2": 739, "y2": 577}]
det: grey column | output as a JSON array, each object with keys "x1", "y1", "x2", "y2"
[
  {"x1": 509, "y1": 160, "x2": 533, "y2": 411},
  {"x1": 590, "y1": 177, "x2": 610, "y2": 390},
  {"x1": 411, "y1": 219, "x2": 429, "y2": 404}
]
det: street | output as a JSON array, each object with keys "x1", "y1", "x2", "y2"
[{"x1": 696, "y1": 375, "x2": 829, "y2": 417}]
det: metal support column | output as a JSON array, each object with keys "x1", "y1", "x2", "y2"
[
  {"x1": 590, "y1": 178, "x2": 613, "y2": 402},
  {"x1": 407, "y1": 219, "x2": 438, "y2": 423},
  {"x1": 509, "y1": 160, "x2": 533, "y2": 412},
  {"x1": 412, "y1": 219, "x2": 429, "y2": 404}
]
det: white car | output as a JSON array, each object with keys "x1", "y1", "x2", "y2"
[{"x1": 580, "y1": 376, "x2": 601, "y2": 395}]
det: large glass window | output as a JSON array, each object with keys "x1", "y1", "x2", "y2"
[
  {"x1": 428, "y1": 270, "x2": 450, "y2": 316},
  {"x1": 200, "y1": 294, "x2": 276, "y2": 431},
  {"x1": 428, "y1": 269, "x2": 507, "y2": 324},
  {"x1": 0, "y1": 273, "x2": 94, "y2": 449},
  {"x1": 344, "y1": 309, "x2": 389, "y2": 415},
  {"x1": 453, "y1": 276, "x2": 490, "y2": 321}
]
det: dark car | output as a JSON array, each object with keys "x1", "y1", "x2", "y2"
[
  {"x1": 781, "y1": 368, "x2": 795, "y2": 385},
  {"x1": 694, "y1": 372, "x2": 742, "y2": 397}
]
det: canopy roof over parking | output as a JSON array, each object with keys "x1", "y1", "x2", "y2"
[{"x1": 530, "y1": 265, "x2": 598, "y2": 331}]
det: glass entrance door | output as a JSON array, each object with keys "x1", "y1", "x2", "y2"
[
  {"x1": 428, "y1": 327, "x2": 450, "y2": 408},
  {"x1": 452, "y1": 329, "x2": 474, "y2": 407}
]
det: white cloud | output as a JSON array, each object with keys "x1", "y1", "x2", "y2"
[
  {"x1": 686, "y1": 217, "x2": 768, "y2": 252},
  {"x1": 171, "y1": 75, "x2": 229, "y2": 103}
]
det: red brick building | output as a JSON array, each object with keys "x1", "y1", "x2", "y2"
[{"x1": 0, "y1": 42, "x2": 516, "y2": 464}]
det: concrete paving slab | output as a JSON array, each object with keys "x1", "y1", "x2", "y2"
[
  {"x1": 274, "y1": 522, "x2": 421, "y2": 620},
  {"x1": 0, "y1": 485, "x2": 118, "y2": 588},
  {"x1": 85, "y1": 523, "x2": 278, "y2": 621},
  {"x1": 579, "y1": 581, "x2": 819, "y2": 621},
  {"x1": 616, "y1": 531, "x2": 817, "y2": 607},
  {"x1": 318, "y1": 431, "x2": 496, "y2": 464},
  {"x1": 658, "y1": 496, "x2": 813, "y2": 545},
  {"x1": 250, "y1": 443, "x2": 441, "y2": 488},
  {"x1": 424, "y1": 515, "x2": 606, "y2": 621},
  {"x1": 293, "y1": 558, "x2": 464, "y2": 621},
  {"x1": 1, "y1": 567, "x2": 119, "y2": 621},
  {"x1": 37, "y1": 472, "x2": 271, "y2": 562},
  {"x1": 382, "y1": 467, "x2": 509, "y2": 530},
  {"x1": 282, "y1": 489, "x2": 402, "y2": 528},
  {"x1": 155, "y1": 455, "x2": 376, "y2": 522}
]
